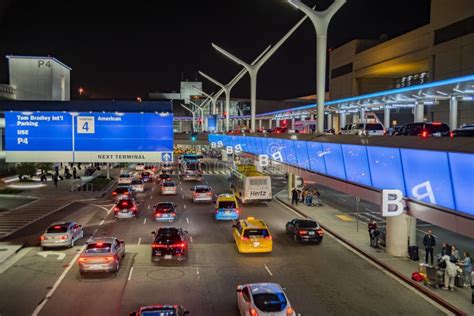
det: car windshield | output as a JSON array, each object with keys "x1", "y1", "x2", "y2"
[
  {"x1": 163, "y1": 182, "x2": 175, "y2": 187},
  {"x1": 426, "y1": 124, "x2": 449, "y2": 132},
  {"x1": 243, "y1": 229, "x2": 269, "y2": 238},
  {"x1": 156, "y1": 203, "x2": 173, "y2": 212},
  {"x1": 218, "y1": 201, "x2": 236, "y2": 209},
  {"x1": 454, "y1": 129, "x2": 474, "y2": 136},
  {"x1": 131, "y1": 180, "x2": 143, "y2": 185},
  {"x1": 366, "y1": 124, "x2": 384, "y2": 130},
  {"x1": 155, "y1": 229, "x2": 181, "y2": 244},
  {"x1": 186, "y1": 163, "x2": 199, "y2": 171},
  {"x1": 195, "y1": 187, "x2": 209, "y2": 193},
  {"x1": 85, "y1": 242, "x2": 112, "y2": 253},
  {"x1": 252, "y1": 292, "x2": 287, "y2": 312},
  {"x1": 160, "y1": 174, "x2": 170, "y2": 179},
  {"x1": 119, "y1": 174, "x2": 130, "y2": 178},
  {"x1": 46, "y1": 224, "x2": 68, "y2": 233},
  {"x1": 115, "y1": 187, "x2": 129, "y2": 193},
  {"x1": 296, "y1": 220, "x2": 318, "y2": 229}
]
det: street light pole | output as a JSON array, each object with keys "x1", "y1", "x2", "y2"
[
  {"x1": 189, "y1": 99, "x2": 211, "y2": 132},
  {"x1": 212, "y1": 14, "x2": 308, "y2": 132},
  {"x1": 288, "y1": 0, "x2": 346, "y2": 133},
  {"x1": 180, "y1": 103, "x2": 197, "y2": 132}
]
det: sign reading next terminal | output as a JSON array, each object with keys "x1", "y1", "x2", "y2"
[{"x1": 5, "y1": 111, "x2": 173, "y2": 162}]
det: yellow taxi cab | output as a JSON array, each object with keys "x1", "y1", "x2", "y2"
[{"x1": 232, "y1": 217, "x2": 272, "y2": 253}]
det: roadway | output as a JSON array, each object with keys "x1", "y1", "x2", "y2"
[{"x1": 0, "y1": 160, "x2": 446, "y2": 316}]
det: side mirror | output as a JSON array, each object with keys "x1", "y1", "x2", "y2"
[
  {"x1": 236, "y1": 288, "x2": 242, "y2": 293},
  {"x1": 282, "y1": 286, "x2": 287, "y2": 291},
  {"x1": 151, "y1": 231, "x2": 156, "y2": 235}
]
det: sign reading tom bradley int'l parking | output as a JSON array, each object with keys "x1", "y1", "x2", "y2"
[{"x1": 5, "y1": 111, "x2": 174, "y2": 162}]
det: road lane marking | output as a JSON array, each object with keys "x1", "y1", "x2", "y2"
[
  {"x1": 152, "y1": 187, "x2": 155, "y2": 191},
  {"x1": 137, "y1": 237, "x2": 141, "y2": 246},
  {"x1": 186, "y1": 217, "x2": 189, "y2": 224},
  {"x1": 32, "y1": 244, "x2": 87, "y2": 316},
  {"x1": 147, "y1": 205, "x2": 150, "y2": 210},
  {"x1": 196, "y1": 267, "x2": 200, "y2": 275},
  {"x1": 264, "y1": 264, "x2": 273, "y2": 276},
  {"x1": 184, "y1": 204, "x2": 187, "y2": 209},
  {"x1": 107, "y1": 205, "x2": 114, "y2": 215},
  {"x1": 337, "y1": 197, "x2": 346, "y2": 202},
  {"x1": 190, "y1": 236, "x2": 193, "y2": 243},
  {"x1": 143, "y1": 218, "x2": 147, "y2": 224},
  {"x1": 99, "y1": 219, "x2": 105, "y2": 226},
  {"x1": 181, "y1": 194, "x2": 185, "y2": 199},
  {"x1": 127, "y1": 266, "x2": 134, "y2": 281},
  {"x1": 336, "y1": 214, "x2": 354, "y2": 222}
]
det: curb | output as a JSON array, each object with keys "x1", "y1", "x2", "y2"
[
  {"x1": 98, "y1": 179, "x2": 117, "y2": 198},
  {"x1": 275, "y1": 195, "x2": 468, "y2": 316}
]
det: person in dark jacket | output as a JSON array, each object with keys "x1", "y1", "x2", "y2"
[
  {"x1": 368, "y1": 220, "x2": 378, "y2": 247},
  {"x1": 291, "y1": 188, "x2": 299, "y2": 206},
  {"x1": 423, "y1": 230, "x2": 436, "y2": 265}
]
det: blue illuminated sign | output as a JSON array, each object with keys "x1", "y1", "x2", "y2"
[{"x1": 207, "y1": 115, "x2": 217, "y2": 132}]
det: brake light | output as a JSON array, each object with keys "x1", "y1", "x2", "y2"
[
  {"x1": 241, "y1": 236, "x2": 249, "y2": 241},
  {"x1": 96, "y1": 242, "x2": 103, "y2": 246},
  {"x1": 215, "y1": 209, "x2": 219, "y2": 214},
  {"x1": 207, "y1": 192, "x2": 212, "y2": 196},
  {"x1": 78, "y1": 257, "x2": 87, "y2": 262},
  {"x1": 235, "y1": 209, "x2": 240, "y2": 214},
  {"x1": 264, "y1": 235, "x2": 272, "y2": 240},
  {"x1": 114, "y1": 207, "x2": 120, "y2": 212},
  {"x1": 124, "y1": 192, "x2": 129, "y2": 195},
  {"x1": 432, "y1": 122, "x2": 442, "y2": 126},
  {"x1": 112, "y1": 192, "x2": 117, "y2": 196},
  {"x1": 449, "y1": 131, "x2": 454, "y2": 138},
  {"x1": 317, "y1": 229, "x2": 324, "y2": 236},
  {"x1": 131, "y1": 206, "x2": 137, "y2": 212},
  {"x1": 103, "y1": 256, "x2": 115, "y2": 262},
  {"x1": 171, "y1": 212, "x2": 176, "y2": 216},
  {"x1": 173, "y1": 243, "x2": 185, "y2": 248},
  {"x1": 286, "y1": 306, "x2": 294, "y2": 316},
  {"x1": 249, "y1": 307, "x2": 258, "y2": 316},
  {"x1": 152, "y1": 243, "x2": 166, "y2": 249},
  {"x1": 53, "y1": 225, "x2": 61, "y2": 229},
  {"x1": 60, "y1": 235, "x2": 68, "y2": 240},
  {"x1": 421, "y1": 130, "x2": 428, "y2": 138},
  {"x1": 40, "y1": 235, "x2": 46, "y2": 241},
  {"x1": 299, "y1": 230, "x2": 308, "y2": 235}
]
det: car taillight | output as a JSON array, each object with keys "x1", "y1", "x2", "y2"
[
  {"x1": 131, "y1": 206, "x2": 137, "y2": 211},
  {"x1": 124, "y1": 192, "x2": 129, "y2": 195},
  {"x1": 241, "y1": 236, "x2": 249, "y2": 241},
  {"x1": 249, "y1": 307, "x2": 258, "y2": 316},
  {"x1": 207, "y1": 192, "x2": 212, "y2": 196},
  {"x1": 114, "y1": 207, "x2": 120, "y2": 212},
  {"x1": 421, "y1": 130, "x2": 428, "y2": 138},
  {"x1": 173, "y1": 243, "x2": 185, "y2": 248},
  {"x1": 264, "y1": 235, "x2": 272, "y2": 240},
  {"x1": 60, "y1": 235, "x2": 68, "y2": 240},
  {"x1": 40, "y1": 235, "x2": 46, "y2": 241},
  {"x1": 215, "y1": 209, "x2": 219, "y2": 214},
  {"x1": 286, "y1": 306, "x2": 295, "y2": 316},
  {"x1": 78, "y1": 257, "x2": 87, "y2": 263},
  {"x1": 298, "y1": 230, "x2": 308, "y2": 235},
  {"x1": 103, "y1": 256, "x2": 115, "y2": 262},
  {"x1": 152, "y1": 243, "x2": 166, "y2": 249},
  {"x1": 112, "y1": 192, "x2": 117, "y2": 196},
  {"x1": 171, "y1": 212, "x2": 176, "y2": 216},
  {"x1": 317, "y1": 229, "x2": 324, "y2": 236},
  {"x1": 449, "y1": 131, "x2": 454, "y2": 138},
  {"x1": 235, "y1": 209, "x2": 240, "y2": 214}
]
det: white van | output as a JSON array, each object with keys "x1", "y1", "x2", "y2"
[{"x1": 352, "y1": 123, "x2": 385, "y2": 136}]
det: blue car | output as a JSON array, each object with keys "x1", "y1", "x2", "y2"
[{"x1": 214, "y1": 195, "x2": 239, "y2": 221}]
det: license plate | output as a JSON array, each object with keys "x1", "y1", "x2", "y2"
[
  {"x1": 91, "y1": 265, "x2": 101, "y2": 269},
  {"x1": 164, "y1": 255, "x2": 172, "y2": 260},
  {"x1": 309, "y1": 231, "x2": 315, "y2": 235},
  {"x1": 253, "y1": 242, "x2": 260, "y2": 247},
  {"x1": 225, "y1": 211, "x2": 230, "y2": 215},
  {"x1": 122, "y1": 210, "x2": 128, "y2": 213}
]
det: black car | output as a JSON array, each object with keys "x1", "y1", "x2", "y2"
[
  {"x1": 286, "y1": 219, "x2": 323, "y2": 244},
  {"x1": 396, "y1": 122, "x2": 450, "y2": 137},
  {"x1": 130, "y1": 305, "x2": 189, "y2": 316},
  {"x1": 151, "y1": 227, "x2": 188, "y2": 262},
  {"x1": 157, "y1": 173, "x2": 172, "y2": 184},
  {"x1": 451, "y1": 127, "x2": 474, "y2": 137}
]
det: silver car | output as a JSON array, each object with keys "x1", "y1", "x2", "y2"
[
  {"x1": 191, "y1": 185, "x2": 213, "y2": 203},
  {"x1": 41, "y1": 221, "x2": 84, "y2": 249},
  {"x1": 78, "y1": 237, "x2": 125, "y2": 274}
]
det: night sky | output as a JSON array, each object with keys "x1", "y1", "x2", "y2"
[{"x1": 0, "y1": 0, "x2": 430, "y2": 100}]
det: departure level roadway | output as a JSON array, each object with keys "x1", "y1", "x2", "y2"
[{"x1": 0, "y1": 165, "x2": 444, "y2": 316}]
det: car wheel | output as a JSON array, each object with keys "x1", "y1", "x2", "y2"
[
  {"x1": 80, "y1": 231, "x2": 84, "y2": 239},
  {"x1": 70, "y1": 238, "x2": 75, "y2": 248},
  {"x1": 115, "y1": 261, "x2": 120, "y2": 272}
]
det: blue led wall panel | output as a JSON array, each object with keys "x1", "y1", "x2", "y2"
[
  {"x1": 448, "y1": 152, "x2": 474, "y2": 216},
  {"x1": 282, "y1": 139, "x2": 298, "y2": 166},
  {"x1": 322, "y1": 143, "x2": 346, "y2": 180},
  {"x1": 307, "y1": 142, "x2": 327, "y2": 174},
  {"x1": 367, "y1": 146, "x2": 406, "y2": 195},
  {"x1": 400, "y1": 149, "x2": 455, "y2": 210},
  {"x1": 294, "y1": 141, "x2": 310, "y2": 170},
  {"x1": 342, "y1": 144, "x2": 372, "y2": 187}
]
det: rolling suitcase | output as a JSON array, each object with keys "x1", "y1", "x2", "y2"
[
  {"x1": 455, "y1": 273, "x2": 464, "y2": 288},
  {"x1": 408, "y1": 246, "x2": 419, "y2": 261}
]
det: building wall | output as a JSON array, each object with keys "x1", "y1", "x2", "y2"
[
  {"x1": 329, "y1": 0, "x2": 474, "y2": 100},
  {"x1": 8, "y1": 57, "x2": 70, "y2": 101}
]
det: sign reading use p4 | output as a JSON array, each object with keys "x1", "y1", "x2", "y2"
[{"x1": 5, "y1": 111, "x2": 174, "y2": 163}]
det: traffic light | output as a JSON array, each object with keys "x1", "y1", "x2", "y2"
[{"x1": 191, "y1": 132, "x2": 197, "y2": 142}]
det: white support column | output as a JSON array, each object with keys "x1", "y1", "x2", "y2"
[
  {"x1": 327, "y1": 113, "x2": 333, "y2": 130},
  {"x1": 179, "y1": 120, "x2": 183, "y2": 132},
  {"x1": 360, "y1": 109, "x2": 366, "y2": 123},
  {"x1": 449, "y1": 96, "x2": 458, "y2": 130},
  {"x1": 258, "y1": 119, "x2": 262, "y2": 129},
  {"x1": 269, "y1": 119, "x2": 273, "y2": 129},
  {"x1": 287, "y1": 173, "x2": 294, "y2": 200},
  {"x1": 340, "y1": 112, "x2": 346, "y2": 129},
  {"x1": 386, "y1": 214, "x2": 409, "y2": 257},
  {"x1": 384, "y1": 107, "x2": 391, "y2": 129},
  {"x1": 414, "y1": 101, "x2": 424, "y2": 122},
  {"x1": 276, "y1": 119, "x2": 280, "y2": 127},
  {"x1": 408, "y1": 216, "x2": 417, "y2": 247},
  {"x1": 291, "y1": 118, "x2": 295, "y2": 130},
  {"x1": 353, "y1": 113, "x2": 359, "y2": 123}
]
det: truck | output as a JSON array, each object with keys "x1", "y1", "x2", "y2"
[{"x1": 230, "y1": 163, "x2": 272, "y2": 203}]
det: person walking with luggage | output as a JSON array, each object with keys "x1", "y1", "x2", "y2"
[
  {"x1": 291, "y1": 188, "x2": 299, "y2": 206},
  {"x1": 423, "y1": 230, "x2": 436, "y2": 265},
  {"x1": 368, "y1": 220, "x2": 378, "y2": 247},
  {"x1": 439, "y1": 255, "x2": 457, "y2": 291},
  {"x1": 72, "y1": 167, "x2": 77, "y2": 179},
  {"x1": 53, "y1": 174, "x2": 58, "y2": 188},
  {"x1": 306, "y1": 190, "x2": 313, "y2": 206}
]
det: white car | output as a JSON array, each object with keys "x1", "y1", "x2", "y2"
[
  {"x1": 41, "y1": 221, "x2": 84, "y2": 249},
  {"x1": 161, "y1": 162, "x2": 174, "y2": 173},
  {"x1": 131, "y1": 179, "x2": 145, "y2": 193},
  {"x1": 237, "y1": 283, "x2": 296, "y2": 316},
  {"x1": 118, "y1": 173, "x2": 133, "y2": 184},
  {"x1": 161, "y1": 181, "x2": 177, "y2": 195},
  {"x1": 135, "y1": 163, "x2": 145, "y2": 171},
  {"x1": 191, "y1": 185, "x2": 213, "y2": 203},
  {"x1": 351, "y1": 123, "x2": 385, "y2": 136}
]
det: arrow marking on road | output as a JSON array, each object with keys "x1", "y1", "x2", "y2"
[{"x1": 37, "y1": 251, "x2": 66, "y2": 261}]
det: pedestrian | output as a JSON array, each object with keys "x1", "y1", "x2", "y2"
[
  {"x1": 306, "y1": 190, "x2": 313, "y2": 206},
  {"x1": 451, "y1": 245, "x2": 460, "y2": 262},
  {"x1": 368, "y1": 220, "x2": 378, "y2": 247},
  {"x1": 300, "y1": 188, "x2": 306, "y2": 203},
  {"x1": 72, "y1": 167, "x2": 77, "y2": 179},
  {"x1": 291, "y1": 188, "x2": 299, "y2": 206},
  {"x1": 439, "y1": 255, "x2": 456, "y2": 291},
  {"x1": 314, "y1": 189, "x2": 322, "y2": 206},
  {"x1": 441, "y1": 243, "x2": 451, "y2": 257},
  {"x1": 53, "y1": 174, "x2": 58, "y2": 188},
  {"x1": 460, "y1": 252, "x2": 472, "y2": 287},
  {"x1": 423, "y1": 230, "x2": 436, "y2": 265}
]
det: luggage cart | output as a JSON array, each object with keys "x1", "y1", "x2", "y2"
[{"x1": 424, "y1": 265, "x2": 444, "y2": 289}]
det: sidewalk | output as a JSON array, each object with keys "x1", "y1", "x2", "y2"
[{"x1": 275, "y1": 190, "x2": 473, "y2": 315}]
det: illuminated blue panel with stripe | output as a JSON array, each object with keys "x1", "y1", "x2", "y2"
[{"x1": 208, "y1": 134, "x2": 474, "y2": 216}]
